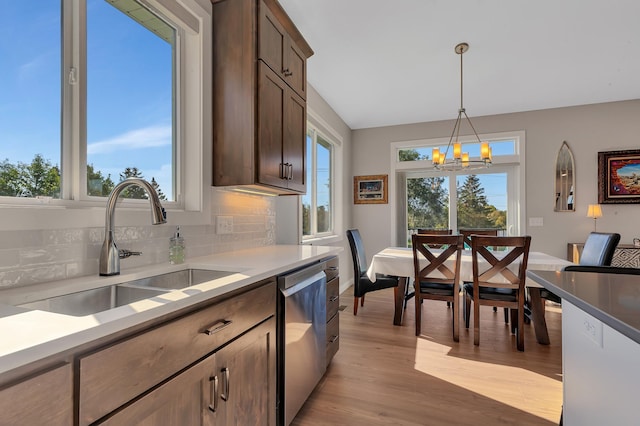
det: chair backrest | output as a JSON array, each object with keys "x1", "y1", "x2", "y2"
[
  {"x1": 346, "y1": 229, "x2": 368, "y2": 277},
  {"x1": 416, "y1": 229, "x2": 452, "y2": 235},
  {"x1": 563, "y1": 265, "x2": 640, "y2": 275},
  {"x1": 471, "y1": 235, "x2": 531, "y2": 292},
  {"x1": 412, "y1": 234, "x2": 464, "y2": 287},
  {"x1": 460, "y1": 228, "x2": 499, "y2": 248},
  {"x1": 580, "y1": 232, "x2": 621, "y2": 266}
]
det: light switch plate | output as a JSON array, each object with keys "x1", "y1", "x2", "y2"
[{"x1": 216, "y1": 216, "x2": 233, "y2": 234}]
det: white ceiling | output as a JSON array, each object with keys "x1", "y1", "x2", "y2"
[{"x1": 278, "y1": 0, "x2": 640, "y2": 130}]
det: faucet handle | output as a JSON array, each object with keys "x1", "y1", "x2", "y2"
[{"x1": 119, "y1": 249, "x2": 142, "y2": 259}]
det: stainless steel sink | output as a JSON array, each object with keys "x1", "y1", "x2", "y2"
[
  {"x1": 122, "y1": 269, "x2": 236, "y2": 290},
  {"x1": 17, "y1": 285, "x2": 168, "y2": 317},
  {"x1": 15, "y1": 269, "x2": 238, "y2": 316}
]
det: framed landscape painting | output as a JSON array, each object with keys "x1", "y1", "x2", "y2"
[
  {"x1": 354, "y1": 174, "x2": 388, "y2": 204},
  {"x1": 598, "y1": 149, "x2": 640, "y2": 204}
]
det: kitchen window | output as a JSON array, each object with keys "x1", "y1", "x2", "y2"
[
  {"x1": 303, "y1": 123, "x2": 334, "y2": 239},
  {"x1": 0, "y1": 0, "x2": 207, "y2": 215}
]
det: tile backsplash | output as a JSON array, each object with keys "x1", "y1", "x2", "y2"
[{"x1": 0, "y1": 190, "x2": 277, "y2": 289}]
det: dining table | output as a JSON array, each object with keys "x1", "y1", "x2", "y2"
[{"x1": 366, "y1": 247, "x2": 573, "y2": 344}]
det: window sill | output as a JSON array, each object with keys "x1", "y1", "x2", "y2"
[{"x1": 302, "y1": 234, "x2": 342, "y2": 246}]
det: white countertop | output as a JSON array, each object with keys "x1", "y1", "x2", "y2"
[{"x1": 0, "y1": 245, "x2": 341, "y2": 376}]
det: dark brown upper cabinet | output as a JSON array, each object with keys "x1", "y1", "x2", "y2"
[{"x1": 212, "y1": 0, "x2": 313, "y2": 194}]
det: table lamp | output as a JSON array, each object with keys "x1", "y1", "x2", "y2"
[{"x1": 587, "y1": 204, "x2": 602, "y2": 232}]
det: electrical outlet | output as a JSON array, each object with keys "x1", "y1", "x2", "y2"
[
  {"x1": 528, "y1": 217, "x2": 544, "y2": 227},
  {"x1": 216, "y1": 216, "x2": 233, "y2": 234}
]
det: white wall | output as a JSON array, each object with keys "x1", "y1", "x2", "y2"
[{"x1": 350, "y1": 99, "x2": 640, "y2": 261}]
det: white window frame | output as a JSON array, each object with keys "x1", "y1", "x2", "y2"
[
  {"x1": 301, "y1": 108, "x2": 343, "y2": 245},
  {"x1": 0, "y1": 0, "x2": 211, "y2": 231},
  {"x1": 389, "y1": 130, "x2": 526, "y2": 246}
]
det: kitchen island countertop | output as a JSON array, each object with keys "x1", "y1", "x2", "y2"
[{"x1": 526, "y1": 269, "x2": 640, "y2": 344}]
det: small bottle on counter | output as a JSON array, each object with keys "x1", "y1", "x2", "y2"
[{"x1": 169, "y1": 226, "x2": 185, "y2": 264}]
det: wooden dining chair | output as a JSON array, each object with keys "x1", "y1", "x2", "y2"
[
  {"x1": 417, "y1": 229, "x2": 452, "y2": 235},
  {"x1": 412, "y1": 234, "x2": 464, "y2": 340},
  {"x1": 463, "y1": 235, "x2": 531, "y2": 351},
  {"x1": 459, "y1": 228, "x2": 499, "y2": 248}
]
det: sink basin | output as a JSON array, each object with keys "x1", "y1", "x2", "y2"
[
  {"x1": 122, "y1": 269, "x2": 236, "y2": 290},
  {"x1": 17, "y1": 285, "x2": 168, "y2": 317},
  {"x1": 15, "y1": 269, "x2": 237, "y2": 317}
]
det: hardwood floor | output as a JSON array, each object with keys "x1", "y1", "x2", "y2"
[{"x1": 292, "y1": 287, "x2": 563, "y2": 426}]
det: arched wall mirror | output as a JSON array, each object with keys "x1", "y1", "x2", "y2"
[{"x1": 555, "y1": 141, "x2": 575, "y2": 212}]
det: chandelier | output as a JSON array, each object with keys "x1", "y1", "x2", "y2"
[{"x1": 432, "y1": 42, "x2": 491, "y2": 171}]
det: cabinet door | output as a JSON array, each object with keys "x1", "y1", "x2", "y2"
[
  {"x1": 0, "y1": 363, "x2": 72, "y2": 426},
  {"x1": 258, "y1": 62, "x2": 286, "y2": 189},
  {"x1": 99, "y1": 354, "x2": 217, "y2": 425},
  {"x1": 259, "y1": 1, "x2": 307, "y2": 100},
  {"x1": 215, "y1": 317, "x2": 277, "y2": 425},
  {"x1": 101, "y1": 319, "x2": 276, "y2": 426},
  {"x1": 283, "y1": 87, "x2": 306, "y2": 192}
]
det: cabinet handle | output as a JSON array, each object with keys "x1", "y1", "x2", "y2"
[
  {"x1": 280, "y1": 163, "x2": 288, "y2": 180},
  {"x1": 208, "y1": 375, "x2": 219, "y2": 412},
  {"x1": 329, "y1": 295, "x2": 339, "y2": 302},
  {"x1": 287, "y1": 163, "x2": 293, "y2": 180},
  {"x1": 221, "y1": 367, "x2": 230, "y2": 402},
  {"x1": 329, "y1": 334, "x2": 339, "y2": 343},
  {"x1": 282, "y1": 68, "x2": 293, "y2": 77},
  {"x1": 203, "y1": 319, "x2": 232, "y2": 335}
]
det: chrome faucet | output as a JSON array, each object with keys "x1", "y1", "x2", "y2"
[{"x1": 99, "y1": 178, "x2": 167, "y2": 276}]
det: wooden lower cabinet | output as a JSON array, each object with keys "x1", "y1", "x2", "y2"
[
  {"x1": 100, "y1": 318, "x2": 276, "y2": 425},
  {"x1": 0, "y1": 363, "x2": 72, "y2": 426}
]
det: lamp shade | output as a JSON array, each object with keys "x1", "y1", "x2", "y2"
[{"x1": 587, "y1": 204, "x2": 602, "y2": 219}]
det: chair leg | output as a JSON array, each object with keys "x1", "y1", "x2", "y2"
[
  {"x1": 510, "y1": 309, "x2": 517, "y2": 334},
  {"x1": 464, "y1": 292, "x2": 471, "y2": 329},
  {"x1": 504, "y1": 308, "x2": 510, "y2": 325},
  {"x1": 415, "y1": 295, "x2": 421, "y2": 336},
  {"x1": 517, "y1": 305, "x2": 525, "y2": 351},
  {"x1": 473, "y1": 297, "x2": 480, "y2": 346},
  {"x1": 353, "y1": 297, "x2": 359, "y2": 315},
  {"x1": 361, "y1": 294, "x2": 365, "y2": 306},
  {"x1": 452, "y1": 295, "x2": 459, "y2": 342}
]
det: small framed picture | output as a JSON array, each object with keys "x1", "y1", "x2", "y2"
[
  {"x1": 354, "y1": 174, "x2": 388, "y2": 204},
  {"x1": 598, "y1": 149, "x2": 640, "y2": 204}
]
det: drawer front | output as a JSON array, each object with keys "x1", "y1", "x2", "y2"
[
  {"x1": 326, "y1": 313, "x2": 339, "y2": 365},
  {"x1": 326, "y1": 276, "x2": 340, "y2": 322},
  {"x1": 325, "y1": 256, "x2": 339, "y2": 282},
  {"x1": 79, "y1": 280, "x2": 276, "y2": 425}
]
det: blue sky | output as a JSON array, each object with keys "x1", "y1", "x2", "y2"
[{"x1": 1, "y1": 0, "x2": 174, "y2": 198}]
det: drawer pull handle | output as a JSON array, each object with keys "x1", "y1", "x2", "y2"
[
  {"x1": 208, "y1": 375, "x2": 219, "y2": 412},
  {"x1": 327, "y1": 267, "x2": 338, "y2": 271},
  {"x1": 221, "y1": 367, "x2": 230, "y2": 402},
  {"x1": 329, "y1": 335, "x2": 339, "y2": 343},
  {"x1": 203, "y1": 319, "x2": 232, "y2": 335},
  {"x1": 329, "y1": 296, "x2": 339, "y2": 302}
]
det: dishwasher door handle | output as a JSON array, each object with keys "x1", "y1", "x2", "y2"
[{"x1": 280, "y1": 270, "x2": 326, "y2": 298}]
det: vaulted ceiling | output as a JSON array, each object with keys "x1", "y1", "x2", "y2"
[{"x1": 278, "y1": 0, "x2": 640, "y2": 130}]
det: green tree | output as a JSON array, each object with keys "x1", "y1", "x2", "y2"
[
  {"x1": 0, "y1": 160, "x2": 21, "y2": 196},
  {"x1": 402, "y1": 149, "x2": 449, "y2": 231},
  {"x1": 119, "y1": 167, "x2": 148, "y2": 199},
  {"x1": 16, "y1": 154, "x2": 60, "y2": 197},
  {"x1": 87, "y1": 164, "x2": 115, "y2": 196},
  {"x1": 150, "y1": 177, "x2": 167, "y2": 201},
  {"x1": 457, "y1": 174, "x2": 494, "y2": 229}
]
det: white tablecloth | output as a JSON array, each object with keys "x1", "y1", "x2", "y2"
[{"x1": 366, "y1": 247, "x2": 573, "y2": 286}]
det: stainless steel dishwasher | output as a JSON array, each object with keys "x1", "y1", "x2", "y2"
[{"x1": 277, "y1": 261, "x2": 327, "y2": 426}]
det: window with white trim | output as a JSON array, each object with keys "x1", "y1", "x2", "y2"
[
  {"x1": 1, "y1": 0, "x2": 205, "y2": 211},
  {"x1": 302, "y1": 122, "x2": 334, "y2": 239},
  {"x1": 392, "y1": 131, "x2": 525, "y2": 246}
]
